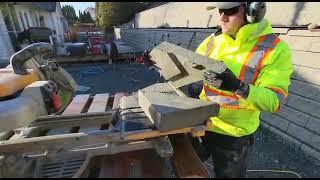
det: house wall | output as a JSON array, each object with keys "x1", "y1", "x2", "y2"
[
  {"x1": 0, "y1": 10, "x2": 14, "y2": 63},
  {"x1": 13, "y1": 3, "x2": 65, "y2": 44}
]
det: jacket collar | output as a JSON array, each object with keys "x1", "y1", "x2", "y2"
[{"x1": 235, "y1": 19, "x2": 273, "y2": 44}]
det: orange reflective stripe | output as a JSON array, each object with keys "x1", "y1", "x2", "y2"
[
  {"x1": 204, "y1": 84, "x2": 239, "y2": 100},
  {"x1": 267, "y1": 87, "x2": 288, "y2": 97},
  {"x1": 267, "y1": 87, "x2": 287, "y2": 112},
  {"x1": 221, "y1": 104, "x2": 241, "y2": 109}
]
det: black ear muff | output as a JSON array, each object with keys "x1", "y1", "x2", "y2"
[{"x1": 246, "y1": 2, "x2": 266, "y2": 24}]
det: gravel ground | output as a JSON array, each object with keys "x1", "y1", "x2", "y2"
[{"x1": 61, "y1": 62, "x2": 320, "y2": 178}]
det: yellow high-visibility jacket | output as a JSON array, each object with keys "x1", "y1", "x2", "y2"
[{"x1": 196, "y1": 19, "x2": 293, "y2": 137}]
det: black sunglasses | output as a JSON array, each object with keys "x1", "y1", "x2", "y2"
[{"x1": 219, "y1": 6, "x2": 241, "y2": 16}]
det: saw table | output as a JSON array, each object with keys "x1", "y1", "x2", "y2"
[{"x1": 0, "y1": 84, "x2": 212, "y2": 178}]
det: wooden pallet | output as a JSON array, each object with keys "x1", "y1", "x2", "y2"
[{"x1": 0, "y1": 91, "x2": 210, "y2": 178}]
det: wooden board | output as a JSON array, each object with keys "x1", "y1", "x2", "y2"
[
  {"x1": 112, "y1": 92, "x2": 129, "y2": 109},
  {"x1": 98, "y1": 149, "x2": 170, "y2": 178},
  {"x1": 62, "y1": 94, "x2": 91, "y2": 115},
  {"x1": 169, "y1": 134, "x2": 209, "y2": 178},
  {"x1": 87, "y1": 93, "x2": 110, "y2": 113}
]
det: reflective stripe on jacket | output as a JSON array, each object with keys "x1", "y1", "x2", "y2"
[{"x1": 196, "y1": 19, "x2": 293, "y2": 137}]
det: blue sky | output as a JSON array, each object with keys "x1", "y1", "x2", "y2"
[{"x1": 60, "y1": 2, "x2": 95, "y2": 16}]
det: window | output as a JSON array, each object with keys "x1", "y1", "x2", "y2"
[
  {"x1": 19, "y1": 11, "x2": 26, "y2": 30},
  {"x1": 0, "y1": 3, "x2": 21, "y2": 32},
  {"x1": 39, "y1": 16, "x2": 45, "y2": 27},
  {"x1": 30, "y1": 10, "x2": 39, "y2": 27},
  {"x1": 24, "y1": 12, "x2": 30, "y2": 28},
  {"x1": 35, "y1": 14, "x2": 39, "y2": 27}
]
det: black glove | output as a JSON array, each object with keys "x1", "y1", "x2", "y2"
[
  {"x1": 202, "y1": 68, "x2": 241, "y2": 92},
  {"x1": 143, "y1": 50, "x2": 154, "y2": 67}
]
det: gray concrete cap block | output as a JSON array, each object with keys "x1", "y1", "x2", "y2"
[{"x1": 138, "y1": 90, "x2": 219, "y2": 132}]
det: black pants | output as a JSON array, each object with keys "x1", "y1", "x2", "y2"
[{"x1": 189, "y1": 131, "x2": 254, "y2": 178}]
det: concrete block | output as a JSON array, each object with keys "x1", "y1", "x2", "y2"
[
  {"x1": 276, "y1": 105, "x2": 309, "y2": 127},
  {"x1": 260, "y1": 112, "x2": 290, "y2": 132},
  {"x1": 140, "y1": 82, "x2": 177, "y2": 95},
  {"x1": 286, "y1": 93, "x2": 320, "y2": 119},
  {"x1": 291, "y1": 50, "x2": 320, "y2": 69},
  {"x1": 305, "y1": 116, "x2": 320, "y2": 135},
  {"x1": 263, "y1": 122, "x2": 302, "y2": 151},
  {"x1": 279, "y1": 35, "x2": 320, "y2": 52},
  {"x1": 300, "y1": 144, "x2": 320, "y2": 161},
  {"x1": 119, "y1": 95, "x2": 140, "y2": 110},
  {"x1": 149, "y1": 41, "x2": 226, "y2": 88},
  {"x1": 138, "y1": 90, "x2": 219, "y2": 132},
  {"x1": 289, "y1": 79, "x2": 320, "y2": 103},
  {"x1": 287, "y1": 123, "x2": 320, "y2": 150}
]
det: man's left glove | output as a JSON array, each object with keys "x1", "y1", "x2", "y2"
[{"x1": 202, "y1": 68, "x2": 250, "y2": 98}]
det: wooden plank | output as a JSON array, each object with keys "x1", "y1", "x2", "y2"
[
  {"x1": 279, "y1": 35, "x2": 320, "y2": 52},
  {"x1": 169, "y1": 134, "x2": 209, "y2": 178},
  {"x1": 287, "y1": 30, "x2": 320, "y2": 37},
  {"x1": 292, "y1": 65, "x2": 320, "y2": 85},
  {"x1": 98, "y1": 149, "x2": 169, "y2": 178},
  {"x1": 286, "y1": 93, "x2": 320, "y2": 119},
  {"x1": 112, "y1": 92, "x2": 129, "y2": 109},
  {"x1": 63, "y1": 94, "x2": 91, "y2": 115},
  {"x1": 291, "y1": 50, "x2": 320, "y2": 69},
  {"x1": 87, "y1": 93, "x2": 110, "y2": 113},
  {"x1": 289, "y1": 79, "x2": 320, "y2": 103}
]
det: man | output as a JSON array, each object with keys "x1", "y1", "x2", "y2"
[{"x1": 191, "y1": 2, "x2": 293, "y2": 178}]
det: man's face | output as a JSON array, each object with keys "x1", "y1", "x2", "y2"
[{"x1": 219, "y1": 5, "x2": 246, "y2": 37}]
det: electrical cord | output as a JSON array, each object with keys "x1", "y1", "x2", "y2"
[{"x1": 204, "y1": 161, "x2": 302, "y2": 178}]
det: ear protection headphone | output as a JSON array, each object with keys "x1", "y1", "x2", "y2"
[{"x1": 245, "y1": 2, "x2": 267, "y2": 24}]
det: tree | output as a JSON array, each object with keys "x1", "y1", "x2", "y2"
[
  {"x1": 78, "y1": 10, "x2": 94, "y2": 23},
  {"x1": 62, "y1": 5, "x2": 78, "y2": 25},
  {"x1": 96, "y1": 2, "x2": 150, "y2": 30}
]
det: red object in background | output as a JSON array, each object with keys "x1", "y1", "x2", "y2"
[
  {"x1": 52, "y1": 92, "x2": 62, "y2": 111},
  {"x1": 90, "y1": 45, "x2": 102, "y2": 55},
  {"x1": 135, "y1": 55, "x2": 144, "y2": 64},
  {"x1": 90, "y1": 37, "x2": 101, "y2": 45}
]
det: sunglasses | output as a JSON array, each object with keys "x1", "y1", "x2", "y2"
[{"x1": 219, "y1": 6, "x2": 241, "y2": 16}]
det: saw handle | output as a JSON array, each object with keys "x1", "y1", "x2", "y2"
[{"x1": 10, "y1": 42, "x2": 54, "y2": 75}]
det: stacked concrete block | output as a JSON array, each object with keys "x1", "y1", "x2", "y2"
[{"x1": 134, "y1": 2, "x2": 320, "y2": 28}]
